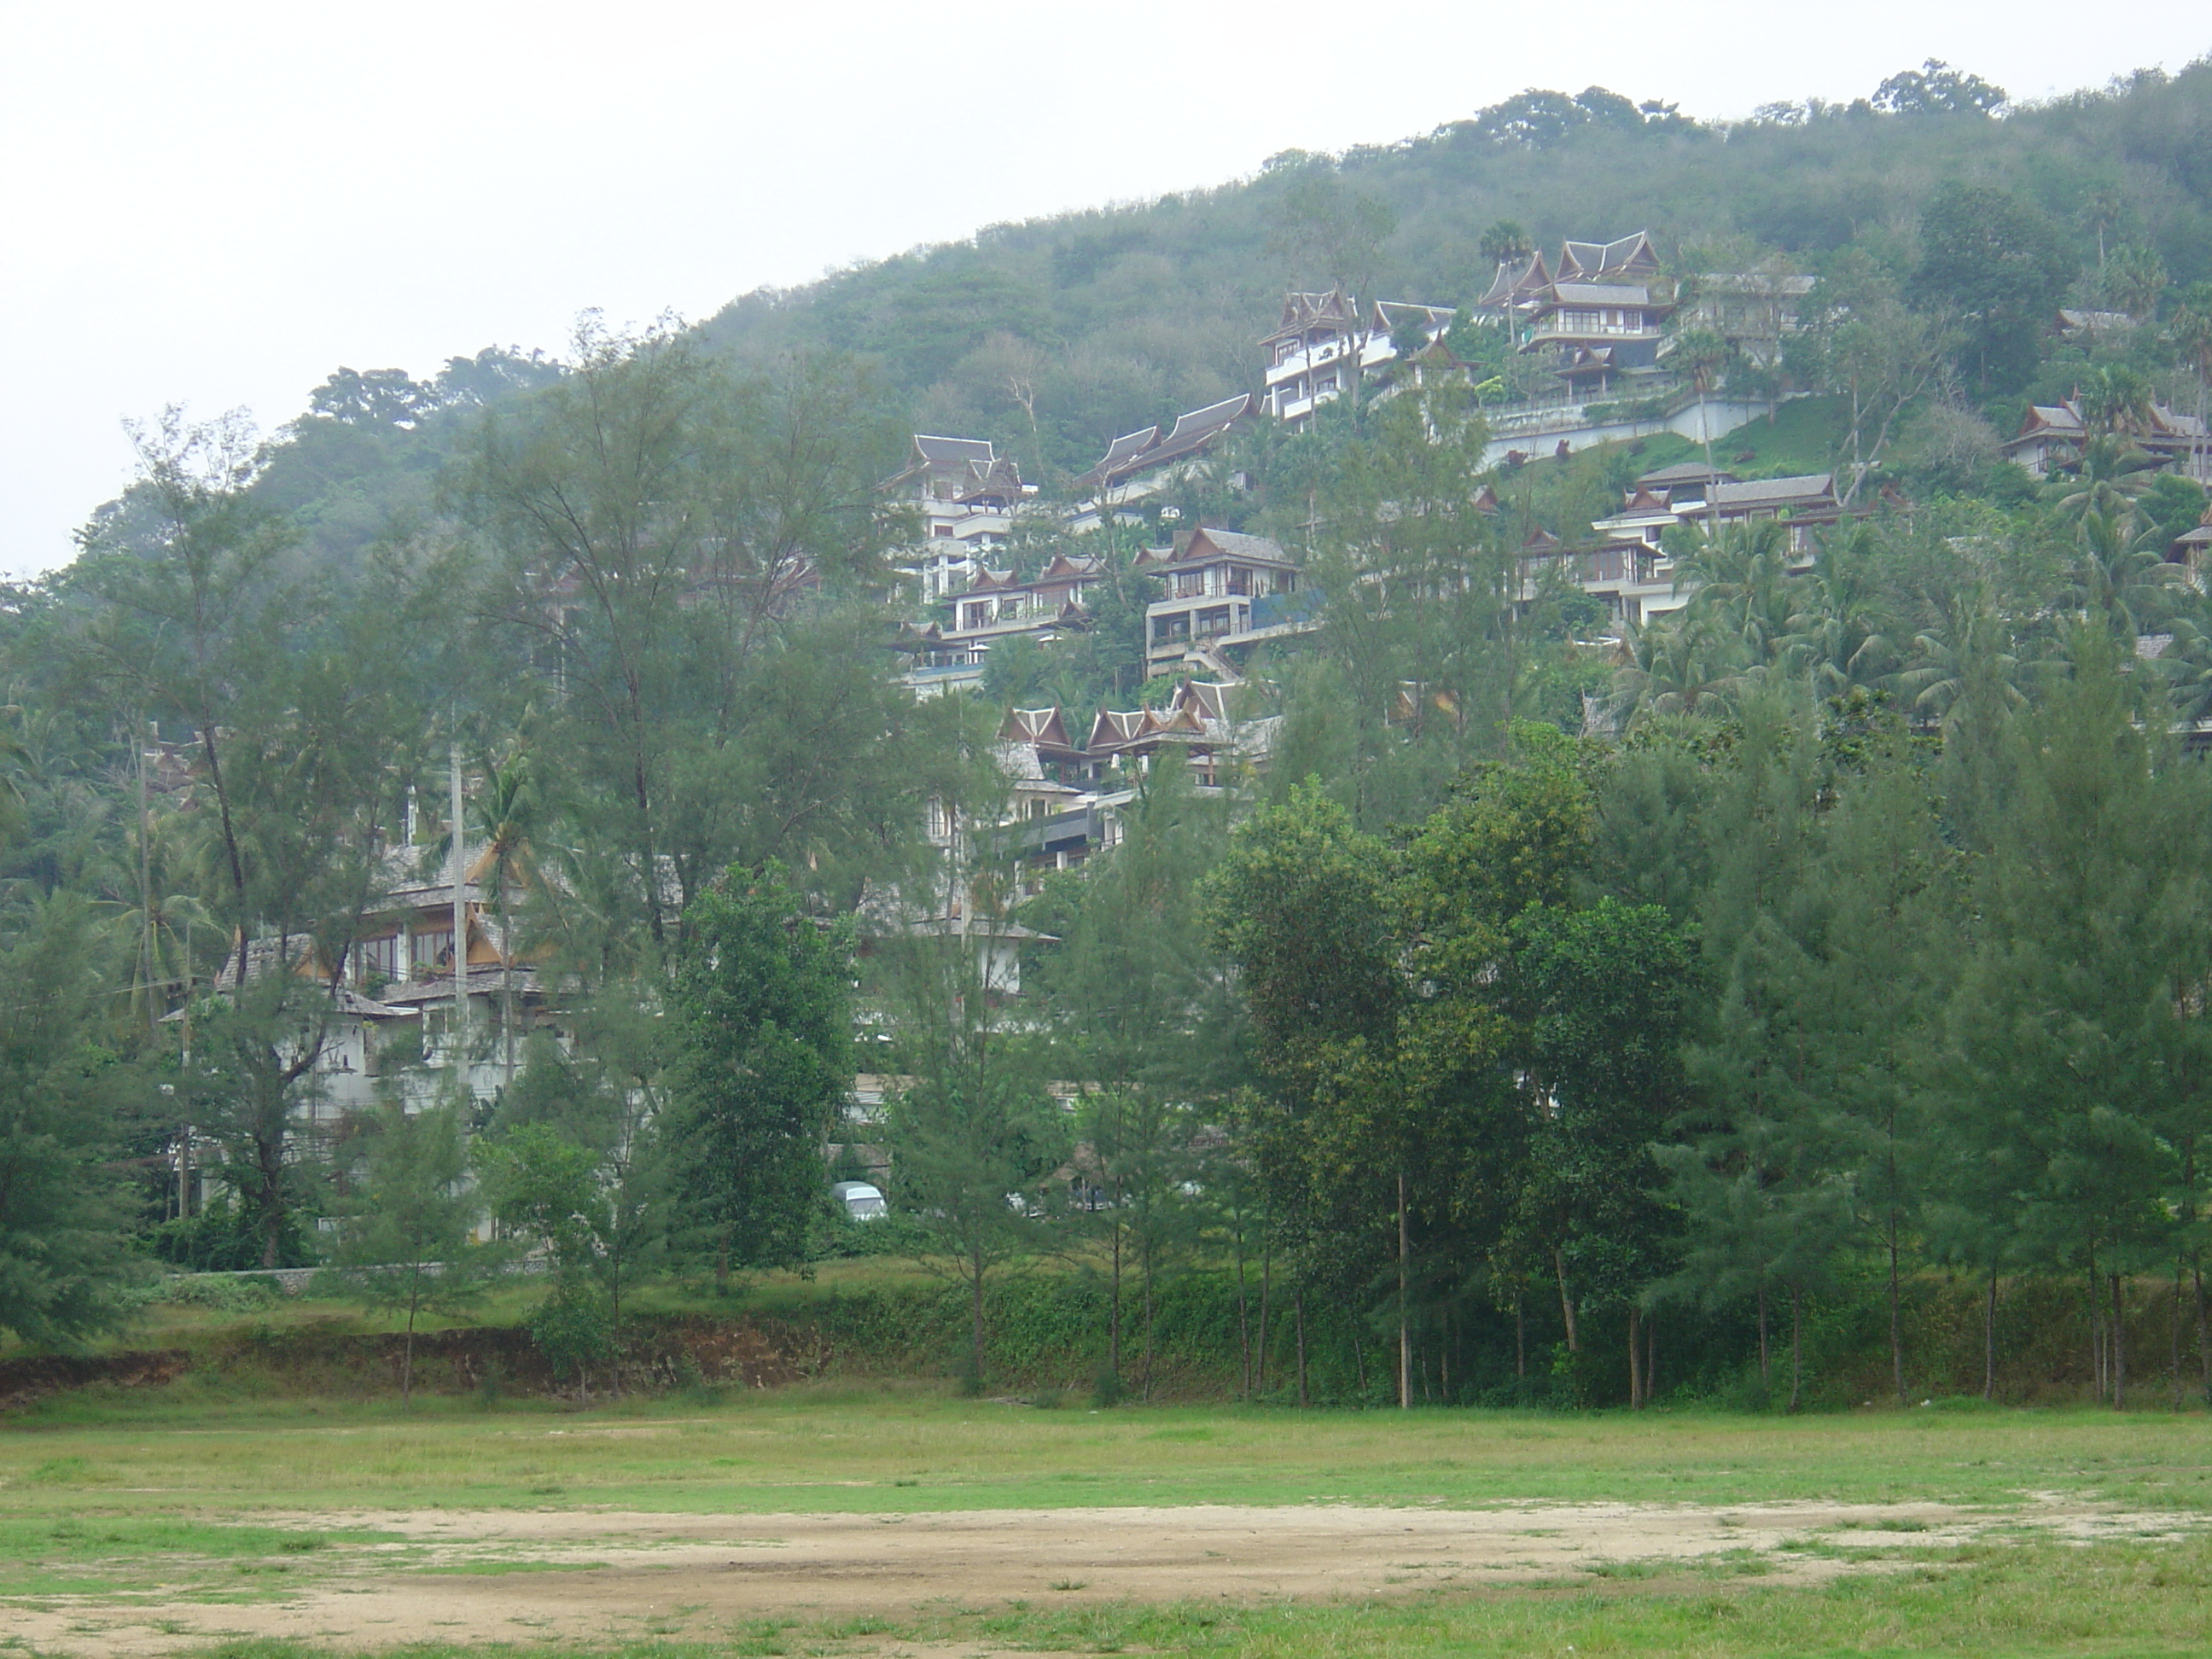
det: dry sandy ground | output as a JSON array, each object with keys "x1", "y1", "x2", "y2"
[{"x1": 8, "y1": 1497, "x2": 2202, "y2": 1656}]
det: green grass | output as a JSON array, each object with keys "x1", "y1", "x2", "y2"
[
  {"x1": 0, "y1": 1515, "x2": 392, "y2": 1598},
  {"x1": 138, "y1": 1531, "x2": 2212, "y2": 1656},
  {"x1": 5, "y1": 1390, "x2": 2209, "y2": 1656},
  {"x1": 0, "y1": 1258, "x2": 944, "y2": 1361},
  {"x1": 5, "y1": 1388, "x2": 2209, "y2": 1518},
  {"x1": 1708, "y1": 393, "x2": 1854, "y2": 479}
]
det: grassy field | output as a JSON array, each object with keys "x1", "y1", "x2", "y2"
[{"x1": 4, "y1": 1385, "x2": 2211, "y2": 1658}]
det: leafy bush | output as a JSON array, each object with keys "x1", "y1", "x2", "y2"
[
  {"x1": 528, "y1": 1280, "x2": 614, "y2": 1391},
  {"x1": 136, "y1": 1274, "x2": 283, "y2": 1313}
]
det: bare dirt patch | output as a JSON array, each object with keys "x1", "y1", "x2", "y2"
[{"x1": 7, "y1": 1496, "x2": 2199, "y2": 1655}]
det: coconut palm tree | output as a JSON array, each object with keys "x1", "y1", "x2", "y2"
[
  {"x1": 1611, "y1": 612, "x2": 1755, "y2": 719},
  {"x1": 1671, "y1": 329, "x2": 1734, "y2": 474},
  {"x1": 469, "y1": 750, "x2": 543, "y2": 1091},
  {"x1": 104, "y1": 812, "x2": 213, "y2": 1033},
  {"x1": 2071, "y1": 504, "x2": 2186, "y2": 644},
  {"x1": 426, "y1": 748, "x2": 545, "y2": 1090},
  {"x1": 2047, "y1": 431, "x2": 2162, "y2": 525},
  {"x1": 1898, "y1": 593, "x2": 2036, "y2": 732},
  {"x1": 2156, "y1": 614, "x2": 2212, "y2": 726},
  {"x1": 1676, "y1": 520, "x2": 1803, "y2": 671},
  {"x1": 1784, "y1": 527, "x2": 1899, "y2": 696}
]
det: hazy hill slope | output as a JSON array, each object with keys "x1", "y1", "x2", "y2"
[
  {"x1": 62, "y1": 61, "x2": 2212, "y2": 576},
  {"x1": 701, "y1": 61, "x2": 2212, "y2": 486}
]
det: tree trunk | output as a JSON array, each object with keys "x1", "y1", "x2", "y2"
[
  {"x1": 1141, "y1": 1226, "x2": 1156, "y2": 1401},
  {"x1": 2195, "y1": 1256, "x2": 2209, "y2": 1406},
  {"x1": 259, "y1": 1136, "x2": 285, "y2": 1270},
  {"x1": 1789, "y1": 1286, "x2": 1803, "y2": 1415},
  {"x1": 1887, "y1": 1219, "x2": 1906, "y2": 1406},
  {"x1": 970, "y1": 1238, "x2": 987, "y2": 1389},
  {"x1": 608, "y1": 1261, "x2": 625, "y2": 1400},
  {"x1": 1757, "y1": 1284, "x2": 1769, "y2": 1387},
  {"x1": 1627, "y1": 1305, "x2": 1644, "y2": 1410},
  {"x1": 1553, "y1": 1246, "x2": 1579, "y2": 1353},
  {"x1": 1984, "y1": 1267, "x2": 2000, "y2": 1402},
  {"x1": 1396, "y1": 1170, "x2": 1411, "y2": 1410},
  {"x1": 1646, "y1": 1311, "x2": 1657, "y2": 1406},
  {"x1": 2089, "y1": 1251, "x2": 2104, "y2": 1403},
  {"x1": 2173, "y1": 1259, "x2": 2186, "y2": 1412},
  {"x1": 1295, "y1": 1285, "x2": 1308, "y2": 1408},
  {"x1": 1515, "y1": 1289, "x2": 1526, "y2": 1380},
  {"x1": 403, "y1": 1284, "x2": 419, "y2": 1406},
  {"x1": 1256, "y1": 1231, "x2": 1272, "y2": 1397},
  {"x1": 1232, "y1": 1209, "x2": 1250, "y2": 1396},
  {"x1": 1111, "y1": 1211, "x2": 1126, "y2": 1391},
  {"x1": 2111, "y1": 1272, "x2": 2127, "y2": 1412},
  {"x1": 500, "y1": 870, "x2": 516, "y2": 1091}
]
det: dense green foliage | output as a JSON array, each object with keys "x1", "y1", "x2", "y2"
[
  {"x1": 671, "y1": 864, "x2": 856, "y2": 1273},
  {"x1": 6, "y1": 58, "x2": 2212, "y2": 1419}
]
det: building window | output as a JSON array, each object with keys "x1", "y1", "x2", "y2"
[
  {"x1": 411, "y1": 928, "x2": 452, "y2": 975},
  {"x1": 358, "y1": 934, "x2": 400, "y2": 984}
]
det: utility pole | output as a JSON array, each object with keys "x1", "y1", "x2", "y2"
[
  {"x1": 451, "y1": 743, "x2": 469, "y2": 1080},
  {"x1": 137, "y1": 717, "x2": 154, "y2": 1033}
]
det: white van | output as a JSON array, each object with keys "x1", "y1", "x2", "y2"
[{"x1": 830, "y1": 1180, "x2": 888, "y2": 1221}]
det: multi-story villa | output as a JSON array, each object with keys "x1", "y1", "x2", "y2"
[
  {"x1": 883, "y1": 434, "x2": 1034, "y2": 602},
  {"x1": 2002, "y1": 397, "x2": 2211, "y2": 482},
  {"x1": 1259, "y1": 292, "x2": 1457, "y2": 428},
  {"x1": 1068, "y1": 394, "x2": 1259, "y2": 530},
  {"x1": 898, "y1": 553, "x2": 1115, "y2": 696},
  {"x1": 1476, "y1": 231, "x2": 1674, "y2": 402},
  {"x1": 1140, "y1": 527, "x2": 1301, "y2": 676},
  {"x1": 1554, "y1": 463, "x2": 1850, "y2": 625}
]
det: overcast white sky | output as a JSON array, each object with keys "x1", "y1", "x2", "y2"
[{"x1": 3, "y1": 0, "x2": 2206, "y2": 579}]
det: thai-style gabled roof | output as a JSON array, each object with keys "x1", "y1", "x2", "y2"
[
  {"x1": 378, "y1": 965, "x2": 545, "y2": 1007},
  {"x1": 1545, "y1": 282, "x2": 1656, "y2": 307},
  {"x1": 1086, "y1": 708, "x2": 1153, "y2": 751},
  {"x1": 1557, "y1": 230, "x2": 1661, "y2": 282},
  {"x1": 1702, "y1": 474, "x2": 1838, "y2": 512},
  {"x1": 1171, "y1": 679, "x2": 1242, "y2": 726},
  {"x1": 1522, "y1": 527, "x2": 1562, "y2": 550},
  {"x1": 1260, "y1": 288, "x2": 1362, "y2": 345},
  {"x1": 1034, "y1": 553, "x2": 1105, "y2": 582},
  {"x1": 1140, "y1": 393, "x2": 1258, "y2": 472},
  {"x1": 1471, "y1": 484, "x2": 1501, "y2": 513},
  {"x1": 911, "y1": 433, "x2": 997, "y2": 466},
  {"x1": 1621, "y1": 486, "x2": 1672, "y2": 512},
  {"x1": 1476, "y1": 251, "x2": 1551, "y2": 310},
  {"x1": 2010, "y1": 398, "x2": 2209, "y2": 445},
  {"x1": 1083, "y1": 705, "x2": 1210, "y2": 754},
  {"x1": 1001, "y1": 707, "x2": 1073, "y2": 749},
  {"x1": 1554, "y1": 345, "x2": 1618, "y2": 377},
  {"x1": 1371, "y1": 300, "x2": 1456, "y2": 336},
  {"x1": 1074, "y1": 393, "x2": 1261, "y2": 499},
  {"x1": 1072, "y1": 425, "x2": 1161, "y2": 495},
  {"x1": 1638, "y1": 461, "x2": 1738, "y2": 487},
  {"x1": 952, "y1": 458, "x2": 1026, "y2": 503},
  {"x1": 1175, "y1": 526, "x2": 1294, "y2": 567},
  {"x1": 885, "y1": 434, "x2": 1026, "y2": 501}
]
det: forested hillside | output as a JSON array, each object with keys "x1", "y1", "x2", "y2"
[
  {"x1": 52, "y1": 55, "x2": 2212, "y2": 568},
  {"x1": 6, "y1": 57, "x2": 2212, "y2": 1414},
  {"x1": 703, "y1": 59, "x2": 2212, "y2": 485}
]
